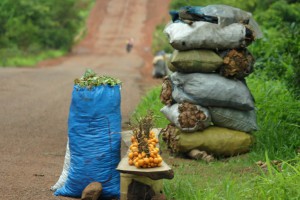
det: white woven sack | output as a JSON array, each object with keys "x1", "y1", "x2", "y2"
[
  {"x1": 161, "y1": 103, "x2": 211, "y2": 132},
  {"x1": 164, "y1": 21, "x2": 247, "y2": 51},
  {"x1": 50, "y1": 141, "x2": 70, "y2": 191}
]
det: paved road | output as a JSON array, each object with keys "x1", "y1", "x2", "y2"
[{"x1": 0, "y1": 0, "x2": 170, "y2": 199}]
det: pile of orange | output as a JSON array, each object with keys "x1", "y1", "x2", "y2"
[{"x1": 128, "y1": 130, "x2": 163, "y2": 168}]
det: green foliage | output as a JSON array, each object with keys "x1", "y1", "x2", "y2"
[
  {"x1": 246, "y1": 76, "x2": 300, "y2": 159},
  {"x1": 152, "y1": 24, "x2": 174, "y2": 54},
  {"x1": 0, "y1": 0, "x2": 94, "y2": 66},
  {"x1": 249, "y1": 1, "x2": 300, "y2": 96},
  {"x1": 74, "y1": 69, "x2": 122, "y2": 88}
]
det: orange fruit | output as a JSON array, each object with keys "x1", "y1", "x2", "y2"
[
  {"x1": 128, "y1": 159, "x2": 133, "y2": 166},
  {"x1": 157, "y1": 157, "x2": 163, "y2": 163},
  {"x1": 144, "y1": 157, "x2": 149, "y2": 165},
  {"x1": 131, "y1": 147, "x2": 138, "y2": 152},
  {"x1": 138, "y1": 159, "x2": 144, "y2": 166},
  {"x1": 131, "y1": 136, "x2": 135, "y2": 142},
  {"x1": 128, "y1": 152, "x2": 134, "y2": 159},
  {"x1": 135, "y1": 162, "x2": 140, "y2": 168},
  {"x1": 153, "y1": 158, "x2": 159, "y2": 164},
  {"x1": 149, "y1": 157, "x2": 154, "y2": 163},
  {"x1": 150, "y1": 152, "x2": 156, "y2": 158}
]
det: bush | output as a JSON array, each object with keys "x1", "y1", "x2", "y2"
[
  {"x1": 0, "y1": 0, "x2": 94, "y2": 66},
  {"x1": 247, "y1": 76, "x2": 300, "y2": 159}
]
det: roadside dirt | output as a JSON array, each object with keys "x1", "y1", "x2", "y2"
[{"x1": 0, "y1": 0, "x2": 171, "y2": 199}]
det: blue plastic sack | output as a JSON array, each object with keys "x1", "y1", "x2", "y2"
[{"x1": 54, "y1": 84, "x2": 121, "y2": 198}]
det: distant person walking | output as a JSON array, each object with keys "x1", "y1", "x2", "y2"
[{"x1": 126, "y1": 38, "x2": 134, "y2": 53}]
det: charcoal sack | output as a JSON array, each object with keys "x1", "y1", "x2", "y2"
[
  {"x1": 170, "y1": 72, "x2": 255, "y2": 110},
  {"x1": 209, "y1": 107, "x2": 258, "y2": 133},
  {"x1": 164, "y1": 21, "x2": 250, "y2": 51},
  {"x1": 160, "y1": 103, "x2": 211, "y2": 132},
  {"x1": 171, "y1": 50, "x2": 223, "y2": 73}
]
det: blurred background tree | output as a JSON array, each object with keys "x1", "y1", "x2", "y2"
[{"x1": 0, "y1": 0, "x2": 94, "y2": 66}]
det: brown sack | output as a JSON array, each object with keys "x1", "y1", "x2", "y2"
[{"x1": 162, "y1": 125, "x2": 254, "y2": 157}]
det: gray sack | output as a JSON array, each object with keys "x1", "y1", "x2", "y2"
[
  {"x1": 170, "y1": 72, "x2": 255, "y2": 110},
  {"x1": 209, "y1": 107, "x2": 258, "y2": 133},
  {"x1": 153, "y1": 59, "x2": 167, "y2": 78}
]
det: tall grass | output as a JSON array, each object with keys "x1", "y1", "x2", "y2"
[
  {"x1": 247, "y1": 75, "x2": 300, "y2": 160},
  {"x1": 250, "y1": 153, "x2": 300, "y2": 199}
]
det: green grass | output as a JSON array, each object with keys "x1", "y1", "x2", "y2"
[
  {"x1": 252, "y1": 153, "x2": 300, "y2": 200},
  {"x1": 163, "y1": 155, "x2": 259, "y2": 200},
  {"x1": 162, "y1": 153, "x2": 300, "y2": 200}
]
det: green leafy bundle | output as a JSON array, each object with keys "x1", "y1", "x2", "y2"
[{"x1": 74, "y1": 69, "x2": 121, "y2": 88}]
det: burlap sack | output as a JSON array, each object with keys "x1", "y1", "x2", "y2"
[
  {"x1": 162, "y1": 125, "x2": 253, "y2": 156},
  {"x1": 171, "y1": 50, "x2": 223, "y2": 73}
]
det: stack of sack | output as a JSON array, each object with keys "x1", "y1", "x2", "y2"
[
  {"x1": 51, "y1": 69, "x2": 121, "y2": 199},
  {"x1": 160, "y1": 5, "x2": 262, "y2": 158}
]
